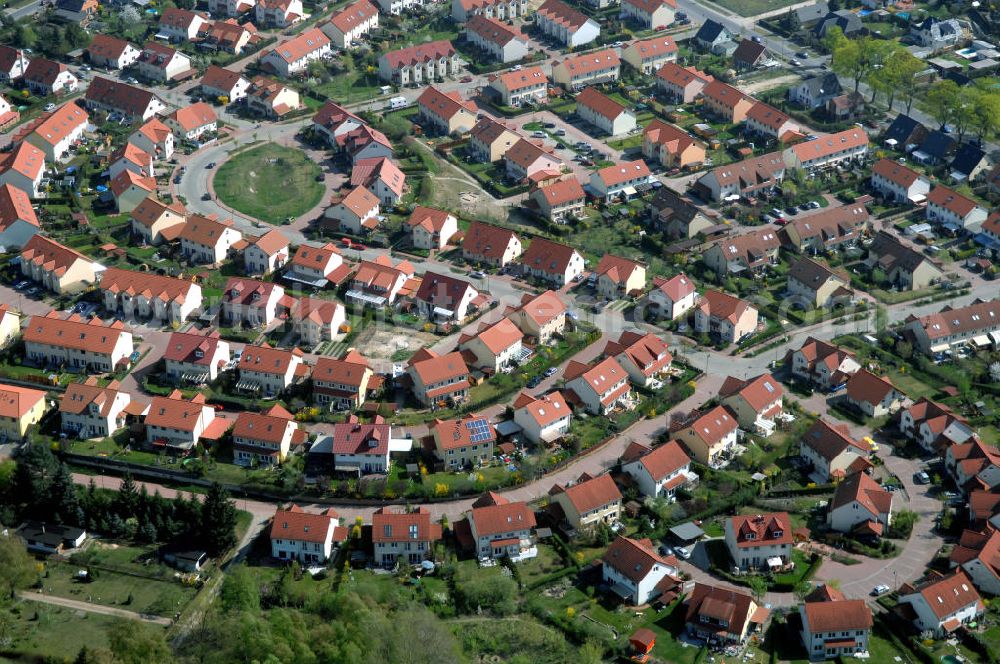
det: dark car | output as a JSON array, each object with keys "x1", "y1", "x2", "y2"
[
  {"x1": 785, "y1": 206, "x2": 798, "y2": 215},
  {"x1": 526, "y1": 376, "x2": 542, "y2": 388}
]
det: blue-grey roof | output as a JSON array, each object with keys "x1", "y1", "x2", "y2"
[
  {"x1": 696, "y1": 19, "x2": 727, "y2": 44},
  {"x1": 884, "y1": 114, "x2": 925, "y2": 145},
  {"x1": 795, "y1": 2, "x2": 829, "y2": 24},
  {"x1": 951, "y1": 143, "x2": 986, "y2": 175},
  {"x1": 799, "y1": 72, "x2": 843, "y2": 98},
  {"x1": 921, "y1": 130, "x2": 957, "y2": 159}
]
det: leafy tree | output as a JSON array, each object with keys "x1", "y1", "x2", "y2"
[
  {"x1": 794, "y1": 580, "x2": 814, "y2": 603},
  {"x1": 107, "y1": 620, "x2": 171, "y2": 664},
  {"x1": 970, "y1": 89, "x2": 1000, "y2": 143},
  {"x1": 13, "y1": 25, "x2": 36, "y2": 49},
  {"x1": 881, "y1": 49, "x2": 924, "y2": 112},
  {"x1": 747, "y1": 574, "x2": 767, "y2": 603},
  {"x1": 454, "y1": 571, "x2": 518, "y2": 615},
  {"x1": 220, "y1": 564, "x2": 260, "y2": 612},
  {"x1": 201, "y1": 482, "x2": 238, "y2": 555},
  {"x1": 578, "y1": 640, "x2": 605, "y2": 664},
  {"x1": 0, "y1": 535, "x2": 37, "y2": 602},
  {"x1": 924, "y1": 79, "x2": 961, "y2": 130}
]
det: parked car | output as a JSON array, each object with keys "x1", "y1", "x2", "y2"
[
  {"x1": 674, "y1": 546, "x2": 691, "y2": 560},
  {"x1": 915, "y1": 471, "x2": 931, "y2": 484},
  {"x1": 543, "y1": 367, "x2": 558, "y2": 377},
  {"x1": 44, "y1": 103, "x2": 56, "y2": 112},
  {"x1": 526, "y1": 375, "x2": 542, "y2": 388},
  {"x1": 554, "y1": 129, "x2": 566, "y2": 136},
  {"x1": 531, "y1": 131, "x2": 546, "y2": 138},
  {"x1": 872, "y1": 584, "x2": 890, "y2": 596},
  {"x1": 469, "y1": 270, "x2": 485, "y2": 279}
]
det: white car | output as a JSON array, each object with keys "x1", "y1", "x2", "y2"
[
  {"x1": 872, "y1": 584, "x2": 890, "y2": 596},
  {"x1": 674, "y1": 546, "x2": 691, "y2": 560}
]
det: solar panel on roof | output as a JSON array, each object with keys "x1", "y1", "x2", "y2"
[{"x1": 465, "y1": 418, "x2": 492, "y2": 443}]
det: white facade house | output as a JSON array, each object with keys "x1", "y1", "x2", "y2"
[
  {"x1": 59, "y1": 377, "x2": 132, "y2": 440},
  {"x1": 512, "y1": 390, "x2": 572, "y2": 444},
  {"x1": 602, "y1": 535, "x2": 681, "y2": 606},
  {"x1": 536, "y1": 0, "x2": 600, "y2": 48},
  {"x1": 898, "y1": 572, "x2": 984, "y2": 637},
  {"x1": 649, "y1": 274, "x2": 696, "y2": 320},
  {"x1": 725, "y1": 513, "x2": 794, "y2": 571},
  {"x1": 270, "y1": 505, "x2": 344, "y2": 564},
  {"x1": 261, "y1": 29, "x2": 332, "y2": 77},
  {"x1": 621, "y1": 440, "x2": 696, "y2": 501}
]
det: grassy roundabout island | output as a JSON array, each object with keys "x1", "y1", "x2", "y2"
[{"x1": 212, "y1": 142, "x2": 325, "y2": 224}]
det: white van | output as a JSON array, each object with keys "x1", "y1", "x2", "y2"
[{"x1": 387, "y1": 96, "x2": 408, "y2": 110}]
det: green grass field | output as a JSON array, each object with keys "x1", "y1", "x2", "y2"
[
  {"x1": 42, "y1": 561, "x2": 198, "y2": 617},
  {"x1": 213, "y1": 143, "x2": 325, "y2": 224},
  {"x1": 704, "y1": 0, "x2": 804, "y2": 16},
  {"x1": 1, "y1": 602, "x2": 128, "y2": 660}
]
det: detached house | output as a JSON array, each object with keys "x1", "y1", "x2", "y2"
[
  {"x1": 467, "y1": 492, "x2": 537, "y2": 562},
  {"x1": 407, "y1": 349, "x2": 470, "y2": 406},
  {"x1": 725, "y1": 512, "x2": 793, "y2": 571},
  {"x1": 898, "y1": 572, "x2": 984, "y2": 637},
  {"x1": 162, "y1": 329, "x2": 231, "y2": 385},
  {"x1": 951, "y1": 529, "x2": 1000, "y2": 596},
  {"x1": 222, "y1": 277, "x2": 285, "y2": 327},
  {"x1": 520, "y1": 237, "x2": 584, "y2": 286},
  {"x1": 649, "y1": 273, "x2": 696, "y2": 320},
  {"x1": 512, "y1": 390, "x2": 572, "y2": 444},
  {"x1": 871, "y1": 157, "x2": 931, "y2": 205},
  {"x1": 507, "y1": 290, "x2": 566, "y2": 344},
  {"x1": 270, "y1": 505, "x2": 345, "y2": 564},
  {"x1": 463, "y1": 221, "x2": 522, "y2": 267},
  {"x1": 505, "y1": 139, "x2": 563, "y2": 184},
  {"x1": 129, "y1": 197, "x2": 186, "y2": 246},
  {"x1": 407, "y1": 206, "x2": 458, "y2": 250},
  {"x1": 564, "y1": 356, "x2": 632, "y2": 416},
  {"x1": 595, "y1": 255, "x2": 646, "y2": 300},
  {"x1": 24, "y1": 312, "x2": 133, "y2": 373},
  {"x1": 674, "y1": 405, "x2": 739, "y2": 468},
  {"x1": 621, "y1": 439, "x2": 696, "y2": 500},
  {"x1": 158, "y1": 8, "x2": 210, "y2": 41},
  {"x1": 414, "y1": 271, "x2": 479, "y2": 322},
  {"x1": 468, "y1": 116, "x2": 519, "y2": 163},
  {"x1": 602, "y1": 536, "x2": 682, "y2": 606},
  {"x1": 431, "y1": 413, "x2": 496, "y2": 468},
  {"x1": 0, "y1": 45, "x2": 30, "y2": 83},
  {"x1": 255, "y1": 0, "x2": 304, "y2": 28},
  {"x1": 745, "y1": 102, "x2": 797, "y2": 142},
  {"x1": 787, "y1": 257, "x2": 852, "y2": 309},
  {"x1": 535, "y1": 0, "x2": 600, "y2": 48},
  {"x1": 312, "y1": 100, "x2": 364, "y2": 146},
  {"x1": 20, "y1": 235, "x2": 97, "y2": 294},
  {"x1": 800, "y1": 597, "x2": 873, "y2": 660},
  {"x1": 285, "y1": 242, "x2": 345, "y2": 289},
  {"x1": 828, "y1": 470, "x2": 893, "y2": 538},
  {"x1": 232, "y1": 405, "x2": 302, "y2": 467},
  {"x1": 685, "y1": 584, "x2": 767, "y2": 646},
  {"x1": 351, "y1": 156, "x2": 405, "y2": 206},
  {"x1": 237, "y1": 344, "x2": 305, "y2": 396},
  {"x1": 576, "y1": 87, "x2": 636, "y2": 137},
  {"x1": 693, "y1": 290, "x2": 758, "y2": 344},
  {"x1": 59, "y1": 377, "x2": 132, "y2": 440},
  {"x1": 0, "y1": 142, "x2": 45, "y2": 197},
  {"x1": 110, "y1": 169, "x2": 156, "y2": 214},
  {"x1": 788, "y1": 72, "x2": 843, "y2": 109},
  {"x1": 800, "y1": 419, "x2": 871, "y2": 482},
  {"x1": 372, "y1": 507, "x2": 441, "y2": 567},
  {"x1": 458, "y1": 318, "x2": 524, "y2": 373},
  {"x1": 205, "y1": 19, "x2": 260, "y2": 55},
  {"x1": 732, "y1": 39, "x2": 769, "y2": 71},
  {"x1": 0, "y1": 383, "x2": 47, "y2": 439},
  {"x1": 604, "y1": 331, "x2": 671, "y2": 389},
  {"x1": 98, "y1": 267, "x2": 202, "y2": 325},
  {"x1": 417, "y1": 86, "x2": 478, "y2": 136},
  {"x1": 946, "y1": 438, "x2": 1000, "y2": 493},
  {"x1": 261, "y1": 29, "x2": 331, "y2": 77},
  {"x1": 719, "y1": 373, "x2": 783, "y2": 437},
  {"x1": 642, "y1": 119, "x2": 705, "y2": 169},
  {"x1": 694, "y1": 19, "x2": 733, "y2": 54},
  {"x1": 926, "y1": 185, "x2": 989, "y2": 232},
  {"x1": 311, "y1": 350, "x2": 376, "y2": 411}
]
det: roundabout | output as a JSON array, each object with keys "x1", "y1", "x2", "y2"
[{"x1": 211, "y1": 142, "x2": 325, "y2": 225}]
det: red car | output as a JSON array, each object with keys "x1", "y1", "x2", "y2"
[{"x1": 460, "y1": 76, "x2": 473, "y2": 83}]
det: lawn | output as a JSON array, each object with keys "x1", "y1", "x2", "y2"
[
  {"x1": 213, "y1": 142, "x2": 324, "y2": 224},
  {"x1": 41, "y1": 561, "x2": 199, "y2": 617},
  {"x1": 0, "y1": 601, "x2": 130, "y2": 660},
  {"x1": 313, "y1": 70, "x2": 384, "y2": 105}
]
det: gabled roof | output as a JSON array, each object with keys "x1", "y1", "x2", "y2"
[
  {"x1": 886, "y1": 115, "x2": 928, "y2": 146},
  {"x1": 623, "y1": 439, "x2": 690, "y2": 481},
  {"x1": 179, "y1": 215, "x2": 237, "y2": 247},
  {"x1": 787, "y1": 256, "x2": 843, "y2": 290},
  {"x1": 595, "y1": 254, "x2": 644, "y2": 286},
  {"x1": 908, "y1": 298, "x2": 1000, "y2": 341},
  {"x1": 270, "y1": 504, "x2": 339, "y2": 544},
  {"x1": 746, "y1": 102, "x2": 791, "y2": 132},
  {"x1": 845, "y1": 368, "x2": 898, "y2": 406},
  {"x1": 803, "y1": 599, "x2": 873, "y2": 634},
  {"x1": 698, "y1": 289, "x2": 753, "y2": 324},
  {"x1": 729, "y1": 512, "x2": 792, "y2": 547},
  {"x1": 623, "y1": 0, "x2": 676, "y2": 12},
  {"x1": 59, "y1": 376, "x2": 127, "y2": 417},
  {"x1": 656, "y1": 62, "x2": 713, "y2": 88},
  {"x1": 537, "y1": 0, "x2": 594, "y2": 30},
  {"x1": 0, "y1": 382, "x2": 46, "y2": 419},
  {"x1": 433, "y1": 413, "x2": 497, "y2": 451},
  {"x1": 312, "y1": 349, "x2": 371, "y2": 387},
  {"x1": 0, "y1": 142, "x2": 45, "y2": 181},
  {"x1": 552, "y1": 49, "x2": 620, "y2": 78},
  {"x1": 685, "y1": 583, "x2": 760, "y2": 641},
  {"x1": 224, "y1": 277, "x2": 282, "y2": 306},
  {"x1": 162, "y1": 329, "x2": 226, "y2": 366},
  {"x1": 24, "y1": 312, "x2": 129, "y2": 355},
  {"x1": 99, "y1": 267, "x2": 197, "y2": 304},
  {"x1": 513, "y1": 390, "x2": 570, "y2": 428},
  {"x1": 652, "y1": 273, "x2": 695, "y2": 301},
  {"x1": 830, "y1": 469, "x2": 893, "y2": 515},
  {"x1": 248, "y1": 228, "x2": 289, "y2": 256},
  {"x1": 695, "y1": 19, "x2": 728, "y2": 43},
  {"x1": 381, "y1": 40, "x2": 455, "y2": 69},
  {"x1": 506, "y1": 138, "x2": 558, "y2": 170},
  {"x1": 732, "y1": 39, "x2": 767, "y2": 65},
  {"x1": 872, "y1": 158, "x2": 926, "y2": 188},
  {"x1": 351, "y1": 157, "x2": 405, "y2": 197},
  {"x1": 643, "y1": 119, "x2": 699, "y2": 154},
  {"x1": 465, "y1": 13, "x2": 527, "y2": 47},
  {"x1": 701, "y1": 79, "x2": 752, "y2": 110},
  {"x1": 408, "y1": 349, "x2": 469, "y2": 385},
  {"x1": 625, "y1": 36, "x2": 677, "y2": 60},
  {"x1": 27, "y1": 103, "x2": 88, "y2": 148},
  {"x1": 535, "y1": 177, "x2": 585, "y2": 206},
  {"x1": 0, "y1": 183, "x2": 38, "y2": 230},
  {"x1": 489, "y1": 65, "x2": 548, "y2": 92},
  {"x1": 266, "y1": 28, "x2": 330, "y2": 64},
  {"x1": 702, "y1": 150, "x2": 784, "y2": 190},
  {"x1": 464, "y1": 221, "x2": 519, "y2": 261},
  {"x1": 603, "y1": 535, "x2": 677, "y2": 583},
  {"x1": 461, "y1": 317, "x2": 523, "y2": 355},
  {"x1": 372, "y1": 506, "x2": 441, "y2": 543},
  {"x1": 521, "y1": 237, "x2": 580, "y2": 276},
  {"x1": 790, "y1": 127, "x2": 867, "y2": 162},
  {"x1": 596, "y1": 159, "x2": 651, "y2": 187},
  {"x1": 680, "y1": 404, "x2": 737, "y2": 446},
  {"x1": 238, "y1": 343, "x2": 303, "y2": 376},
  {"x1": 719, "y1": 373, "x2": 783, "y2": 411},
  {"x1": 417, "y1": 86, "x2": 478, "y2": 121},
  {"x1": 869, "y1": 230, "x2": 937, "y2": 275},
  {"x1": 166, "y1": 102, "x2": 217, "y2": 132},
  {"x1": 470, "y1": 498, "x2": 536, "y2": 536},
  {"x1": 328, "y1": 0, "x2": 378, "y2": 34},
  {"x1": 24, "y1": 57, "x2": 71, "y2": 87},
  {"x1": 577, "y1": 86, "x2": 629, "y2": 121},
  {"x1": 512, "y1": 290, "x2": 566, "y2": 326},
  {"x1": 926, "y1": 185, "x2": 984, "y2": 218},
  {"x1": 551, "y1": 472, "x2": 621, "y2": 514},
  {"x1": 801, "y1": 418, "x2": 866, "y2": 461},
  {"x1": 20, "y1": 234, "x2": 91, "y2": 276},
  {"x1": 415, "y1": 270, "x2": 476, "y2": 308},
  {"x1": 907, "y1": 571, "x2": 982, "y2": 620},
  {"x1": 407, "y1": 206, "x2": 454, "y2": 234},
  {"x1": 233, "y1": 405, "x2": 295, "y2": 444}
]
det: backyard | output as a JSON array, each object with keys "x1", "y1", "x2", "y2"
[
  {"x1": 39, "y1": 560, "x2": 199, "y2": 617},
  {"x1": 213, "y1": 143, "x2": 325, "y2": 224}
]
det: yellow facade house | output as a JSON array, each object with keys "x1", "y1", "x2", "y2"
[{"x1": 0, "y1": 383, "x2": 47, "y2": 439}]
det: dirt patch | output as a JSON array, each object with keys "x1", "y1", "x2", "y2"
[
  {"x1": 354, "y1": 326, "x2": 439, "y2": 360},
  {"x1": 739, "y1": 73, "x2": 801, "y2": 96}
]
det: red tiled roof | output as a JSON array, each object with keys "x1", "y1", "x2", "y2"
[
  {"x1": 372, "y1": 506, "x2": 441, "y2": 543},
  {"x1": 464, "y1": 221, "x2": 519, "y2": 262},
  {"x1": 470, "y1": 499, "x2": 536, "y2": 537},
  {"x1": 596, "y1": 159, "x2": 651, "y2": 187},
  {"x1": 790, "y1": 127, "x2": 868, "y2": 162},
  {"x1": 382, "y1": 40, "x2": 455, "y2": 69},
  {"x1": 577, "y1": 86, "x2": 628, "y2": 121},
  {"x1": 270, "y1": 504, "x2": 338, "y2": 544},
  {"x1": 803, "y1": 599, "x2": 873, "y2": 633},
  {"x1": 730, "y1": 512, "x2": 792, "y2": 548},
  {"x1": 927, "y1": 185, "x2": 983, "y2": 217},
  {"x1": 653, "y1": 273, "x2": 695, "y2": 301},
  {"x1": 551, "y1": 472, "x2": 621, "y2": 514}
]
